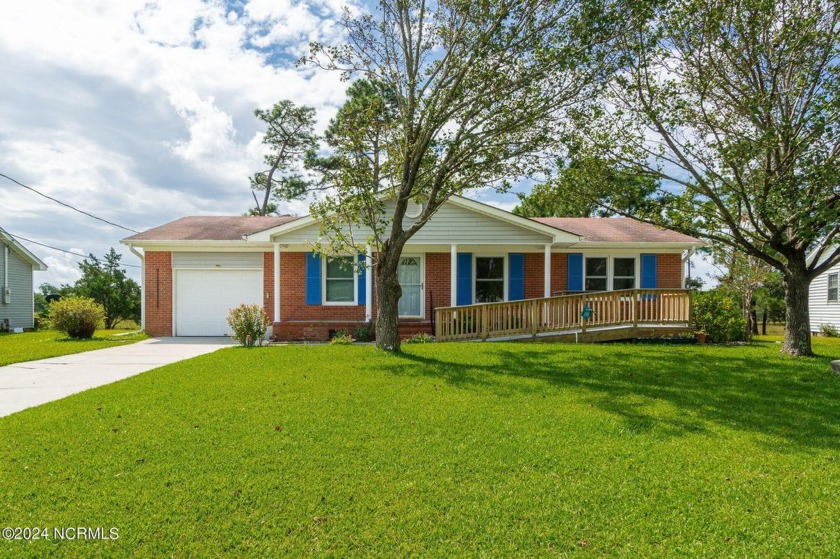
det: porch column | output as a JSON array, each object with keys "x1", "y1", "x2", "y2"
[
  {"x1": 273, "y1": 243, "x2": 280, "y2": 322},
  {"x1": 450, "y1": 244, "x2": 458, "y2": 307},
  {"x1": 544, "y1": 244, "x2": 552, "y2": 298},
  {"x1": 365, "y1": 244, "x2": 373, "y2": 321}
]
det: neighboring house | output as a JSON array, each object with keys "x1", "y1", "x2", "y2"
[
  {"x1": 0, "y1": 227, "x2": 48, "y2": 331},
  {"x1": 808, "y1": 249, "x2": 840, "y2": 334},
  {"x1": 121, "y1": 196, "x2": 702, "y2": 340}
]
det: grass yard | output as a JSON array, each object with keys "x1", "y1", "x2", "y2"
[
  {"x1": 1, "y1": 339, "x2": 838, "y2": 557},
  {"x1": 0, "y1": 330, "x2": 148, "y2": 366}
]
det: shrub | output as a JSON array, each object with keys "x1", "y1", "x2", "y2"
[
  {"x1": 330, "y1": 330, "x2": 355, "y2": 345},
  {"x1": 49, "y1": 296, "x2": 106, "y2": 339},
  {"x1": 354, "y1": 321, "x2": 374, "y2": 342},
  {"x1": 405, "y1": 332, "x2": 435, "y2": 344},
  {"x1": 692, "y1": 289, "x2": 747, "y2": 343},
  {"x1": 226, "y1": 304, "x2": 269, "y2": 347},
  {"x1": 819, "y1": 323, "x2": 839, "y2": 338}
]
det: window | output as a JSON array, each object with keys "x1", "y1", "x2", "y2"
[
  {"x1": 475, "y1": 256, "x2": 504, "y2": 303},
  {"x1": 324, "y1": 256, "x2": 355, "y2": 304},
  {"x1": 585, "y1": 257, "x2": 607, "y2": 291},
  {"x1": 829, "y1": 273, "x2": 839, "y2": 302},
  {"x1": 613, "y1": 258, "x2": 636, "y2": 290}
]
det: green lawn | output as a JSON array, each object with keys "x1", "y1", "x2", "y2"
[
  {"x1": 0, "y1": 330, "x2": 148, "y2": 366},
  {"x1": 1, "y1": 339, "x2": 838, "y2": 557}
]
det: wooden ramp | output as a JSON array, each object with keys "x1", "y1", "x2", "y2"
[{"x1": 434, "y1": 289, "x2": 692, "y2": 343}]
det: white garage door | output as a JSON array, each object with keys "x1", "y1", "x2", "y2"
[{"x1": 175, "y1": 269, "x2": 263, "y2": 336}]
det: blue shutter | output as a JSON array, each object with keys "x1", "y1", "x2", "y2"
[
  {"x1": 357, "y1": 254, "x2": 367, "y2": 306},
  {"x1": 641, "y1": 254, "x2": 658, "y2": 289},
  {"x1": 568, "y1": 253, "x2": 583, "y2": 291},
  {"x1": 305, "y1": 252, "x2": 322, "y2": 305},
  {"x1": 456, "y1": 253, "x2": 473, "y2": 306},
  {"x1": 508, "y1": 253, "x2": 525, "y2": 301}
]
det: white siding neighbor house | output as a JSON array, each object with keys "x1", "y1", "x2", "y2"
[
  {"x1": 809, "y1": 255, "x2": 840, "y2": 334},
  {"x1": 0, "y1": 227, "x2": 48, "y2": 330}
]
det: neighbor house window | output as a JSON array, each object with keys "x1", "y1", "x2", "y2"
[
  {"x1": 585, "y1": 257, "x2": 607, "y2": 291},
  {"x1": 325, "y1": 256, "x2": 355, "y2": 304},
  {"x1": 613, "y1": 258, "x2": 636, "y2": 290},
  {"x1": 475, "y1": 256, "x2": 505, "y2": 303},
  {"x1": 829, "y1": 273, "x2": 839, "y2": 302}
]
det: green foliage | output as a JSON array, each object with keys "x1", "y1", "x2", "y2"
[
  {"x1": 226, "y1": 304, "x2": 269, "y2": 347},
  {"x1": 2, "y1": 342, "x2": 839, "y2": 556},
  {"x1": 250, "y1": 100, "x2": 317, "y2": 216},
  {"x1": 404, "y1": 332, "x2": 434, "y2": 344},
  {"x1": 34, "y1": 282, "x2": 75, "y2": 316},
  {"x1": 74, "y1": 248, "x2": 141, "y2": 329},
  {"x1": 353, "y1": 321, "x2": 374, "y2": 342},
  {"x1": 513, "y1": 155, "x2": 658, "y2": 218},
  {"x1": 330, "y1": 330, "x2": 355, "y2": 345},
  {"x1": 819, "y1": 324, "x2": 839, "y2": 338},
  {"x1": 49, "y1": 296, "x2": 106, "y2": 339},
  {"x1": 692, "y1": 290, "x2": 748, "y2": 343},
  {"x1": 570, "y1": 0, "x2": 840, "y2": 355}
]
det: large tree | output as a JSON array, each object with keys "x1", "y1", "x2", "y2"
[
  {"x1": 249, "y1": 100, "x2": 318, "y2": 216},
  {"x1": 75, "y1": 248, "x2": 140, "y2": 329},
  {"x1": 513, "y1": 155, "x2": 658, "y2": 218},
  {"x1": 303, "y1": 0, "x2": 619, "y2": 351},
  {"x1": 568, "y1": 0, "x2": 840, "y2": 356}
]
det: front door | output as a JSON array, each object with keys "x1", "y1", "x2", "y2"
[{"x1": 398, "y1": 256, "x2": 423, "y2": 317}]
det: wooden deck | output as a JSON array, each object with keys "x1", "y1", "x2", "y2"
[{"x1": 434, "y1": 289, "x2": 692, "y2": 342}]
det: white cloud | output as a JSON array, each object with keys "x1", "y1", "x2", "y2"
[{"x1": 0, "y1": 0, "x2": 355, "y2": 287}]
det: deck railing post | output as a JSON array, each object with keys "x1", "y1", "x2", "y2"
[
  {"x1": 481, "y1": 307, "x2": 488, "y2": 340},
  {"x1": 530, "y1": 299, "x2": 538, "y2": 338}
]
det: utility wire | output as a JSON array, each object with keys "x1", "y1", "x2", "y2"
[
  {"x1": 0, "y1": 172, "x2": 139, "y2": 233},
  {"x1": 7, "y1": 232, "x2": 141, "y2": 268}
]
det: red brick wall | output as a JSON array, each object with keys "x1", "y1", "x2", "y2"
[
  {"x1": 425, "y1": 252, "x2": 450, "y2": 316},
  {"x1": 144, "y1": 251, "x2": 172, "y2": 337},
  {"x1": 657, "y1": 253, "x2": 683, "y2": 288},
  {"x1": 263, "y1": 252, "x2": 274, "y2": 322},
  {"x1": 551, "y1": 253, "x2": 568, "y2": 294},
  {"x1": 278, "y1": 252, "x2": 366, "y2": 322},
  {"x1": 524, "y1": 253, "x2": 545, "y2": 299}
]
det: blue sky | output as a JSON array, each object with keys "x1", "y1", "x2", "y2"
[{"x1": 0, "y1": 0, "x2": 711, "y2": 287}]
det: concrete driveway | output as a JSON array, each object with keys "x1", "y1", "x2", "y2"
[{"x1": 0, "y1": 337, "x2": 233, "y2": 418}]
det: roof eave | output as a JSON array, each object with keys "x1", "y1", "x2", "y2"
[{"x1": 0, "y1": 229, "x2": 48, "y2": 270}]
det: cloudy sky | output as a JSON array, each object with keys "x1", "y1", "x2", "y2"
[{"x1": 1, "y1": 0, "x2": 712, "y2": 288}]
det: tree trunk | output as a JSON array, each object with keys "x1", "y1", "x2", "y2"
[
  {"x1": 782, "y1": 258, "x2": 813, "y2": 356},
  {"x1": 749, "y1": 297, "x2": 758, "y2": 335},
  {"x1": 374, "y1": 249, "x2": 403, "y2": 352},
  {"x1": 762, "y1": 309, "x2": 767, "y2": 336}
]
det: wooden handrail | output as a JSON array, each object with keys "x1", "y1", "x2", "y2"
[{"x1": 434, "y1": 289, "x2": 692, "y2": 341}]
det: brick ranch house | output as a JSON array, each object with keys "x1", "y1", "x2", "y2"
[{"x1": 121, "y1": 196, "x2": 702, "y2": 341}]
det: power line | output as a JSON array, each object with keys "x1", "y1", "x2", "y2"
[
  {"x1": 0, "y1": 172, "x2": 139, "y2": 233},
  {"x1": 7, "y1": 232, "x2": 141, "y2": 268}
]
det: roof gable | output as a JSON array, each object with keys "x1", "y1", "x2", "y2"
[{"x1": 0, "y1": 228, "x2": 48, "y2": 271}]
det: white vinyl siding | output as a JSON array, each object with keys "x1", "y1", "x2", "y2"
[
  {"x1": 173, "y1": 252, "x2": 262, "y2": 269},
  {"x1": 0, "y1": 243, "x2": 36, "y2": 329},
  {"x1": 278, "y1": 201, "x2": 553, "y2": 245},
  {"x1": 809, "y1": 261, "x2": 840, "y2": 332}
]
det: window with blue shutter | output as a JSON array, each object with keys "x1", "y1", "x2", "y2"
[
  {"x1": 357, "y1": 254, "x2": 367, "y2": 306},
  {"x1": 508, "y1": 253, "x2": 525, "y2": 300},
  {"x1": 305, "y1": 252, "x2": 322, "y2": 305},
  {"x1": 640, "y1": 254, "x2": 658, "y2": 289},
  {"x1": 567, "y1": 253, "x2": 583, "y2": 291},
  {"x1": 456, "y1": 253, "x2": 473, "y2": 306}
]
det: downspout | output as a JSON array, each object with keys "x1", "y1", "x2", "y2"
[
  {"x1": 4, "y1": 245, "x2": 9, "y2": 304},
  {"x1": 128, "y1": 244, "x2": 145, "y2": 332},
  {"x1": 682, "y1": 247, "x2": 696, "y2": 287}
]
